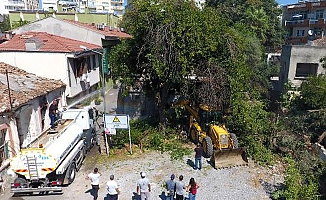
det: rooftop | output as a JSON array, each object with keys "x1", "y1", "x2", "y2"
[
  {"x1": 62, "y1": 19, "x2": 132, "y2": 39},
  {"x1": 0, "y1": 32, "x2": 101, "y2": 52},
  {"x1": 0, "y1": 62, "x2": 65, "y2": 113}
]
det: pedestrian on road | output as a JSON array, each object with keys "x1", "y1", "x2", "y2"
[
  {"x1": 194, "y1": 143, "x2": 203, "y2": 170},
  {"x1": 106, "y1": 174, "x2": 120, "y2": 200},
  {"x1": 136, "y1": 172, "x2": 151, "y2": 200},
  {"x1": 186, "y1": 178, "x2": 199, "y2": 200},
  {"x1": 175, "y1": 175, "x2": 186, "y2": 200},
  {"x1": 86, "y1": 167, "x2": 102, "y2": 200},
  {"x1": 49, "y1": 99, "x2": 59, "y2": 130},
  {"x1": 165, "y1": 174, "x2": 176, "y2": 200}
]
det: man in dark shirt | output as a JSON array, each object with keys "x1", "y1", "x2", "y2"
[
  {"x1": 49, "y1": 99, "x2": 58, "y2": 129},
  {"x1": 194, "y1": 143, "x2": 203, "y2": 170}
]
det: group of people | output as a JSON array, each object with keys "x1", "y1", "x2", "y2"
[
  {"x1": 165, "y1": 174, "x2": 199, "y2": 200},
  {"x1": 86, "y1": 168, "x2": 200, "y2": 200},
  {"x1": 86, "y1": 168, "x2": 120, "y2": 200}
]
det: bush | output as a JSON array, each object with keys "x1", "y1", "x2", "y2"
[
  {"x1": 244, "y1": 135, "x2": 274, "y2": 166},
  {"x1": 272, "y1": 158, "x2": 319, "y2": 200}
]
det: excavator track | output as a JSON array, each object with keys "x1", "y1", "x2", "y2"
[{"x1": 211, "y1": 148, "x2": 248, "y2": 169}]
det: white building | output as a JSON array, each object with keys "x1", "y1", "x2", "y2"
[
  {"x1": 0, "y1": 31, "x2": 103, "y2": 105},
  {"x1": 0, "y1": 0, "x2": 25, "y2": 14}
]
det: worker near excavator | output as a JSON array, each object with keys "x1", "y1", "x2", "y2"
[{"x1": 194, "y1": 143, "x2": 203, "y2": 170}]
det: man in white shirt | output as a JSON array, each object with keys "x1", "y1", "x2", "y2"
[
  {"x1": 86, "y1": 167, "x2": 102, "y2": 200},
  {"x1": 106, "y1": 174, "x2": 120, "y2": 200},
  {"x1": 136, "y1": 172, "x2": 151, "y2": 200}
]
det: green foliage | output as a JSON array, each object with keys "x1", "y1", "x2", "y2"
[
  {"x1": 206, "y1": 0, "x2": 285, "y2": 51},
  {"x1": 243, "y1": 135, "x2": 274, "y2": 166},
  {"x1": 11, "y1": 19, "x2": 29, "y2": 29},
  {"x1": 300, "y1": 74, "x2": 326, "y2": 109},
  {"x1": 0, "y1": 14, "x2": 11, "y2": 32},
  {"x1": 110, "y1": 119, "x2": 191, "y2": 160},
  {"x1": 272, "y1": 158, "x2": 319, "y2": 200}
]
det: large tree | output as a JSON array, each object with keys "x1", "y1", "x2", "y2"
[
  {"x1": 206, "y1": 0, "x2": 284, "y2": 51},
  {"x1": 111, "y1": 0, "x2": 271, "y2": 136}
]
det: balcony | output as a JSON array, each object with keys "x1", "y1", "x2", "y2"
[
  {"x1": 285, "y1": 19, "x2": 308, "y2": 27},
  {"x1": 111, "y1": 6, "x2": 124, "y2": 11}
]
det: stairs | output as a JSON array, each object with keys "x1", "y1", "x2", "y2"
[{"x1": 26, "y1": 156, "x2": 39, "y2": 181}]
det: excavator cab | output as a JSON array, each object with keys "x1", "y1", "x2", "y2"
[{"x1": 198, "y1": 107, "x2": 223, "y2": 133}]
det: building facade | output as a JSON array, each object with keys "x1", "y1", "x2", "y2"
[
  {"x1": 282, "y1": 0, "x2": 326, "y2": 45},
  {"x1": 279, "y1": 38, "x2": 326, "y2": 91},
  {"x1": 0, "y1": 32, "x2": 103, "y2": 105}
]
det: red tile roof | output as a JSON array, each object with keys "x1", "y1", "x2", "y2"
[
  {"x1": 62, "y1": 19, "x2": 132, "y2": 39},
  {"x1": 0, "y1": 62, "x2": 65, "y2": 113},
  {"x1": 0, "y1": 32, "x2": 101, "y2": 52},
  {"x1": 312, "y1": 37, "x2": 326, "y2": 46}
]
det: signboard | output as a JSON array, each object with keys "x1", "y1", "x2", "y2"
[
  {"x1": 104, "y1": 127, "x2": 116, "y2": 135},
  {"x1": 102, "y1": 47, "x2": 109, "y2": 74},
  {"x1": 104, "y1": 115, "x2": 129, "y2": 129}
]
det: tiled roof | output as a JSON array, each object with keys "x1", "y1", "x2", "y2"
[
  {"x1": 0, "y1": 62, "x2": 65, "y2": 113},
  {"x1": 62, "y1": 19, "x2": 132, "y2": 39},
  {"x1": 312, "y1": 37, "x2": 326, "y2": 46},
  {"x1": 0, "y1": 32, "x2": 101, "y2": 52}
]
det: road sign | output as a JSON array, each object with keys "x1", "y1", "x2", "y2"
[
  {"x1": 105, "y1": 127, "x2": 116, "y2": 135},
  {"x1": 104, "y1": 115, "x2": 129, "y2": 129}
]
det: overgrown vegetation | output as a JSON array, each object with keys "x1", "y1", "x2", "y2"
[
  {"x1": 107, "y1": 0, "x2": 326, "y2": 198},
  {"x1": 110, "y1": 119, "x2": 192, "y2": 160}
]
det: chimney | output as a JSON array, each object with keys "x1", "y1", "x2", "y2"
[
  {"x1": 25, "y1": 37, "x2": 43, "y2": 51},
  {"x1": 4, "y1": 31, "x2": 14, "y2": 40}
]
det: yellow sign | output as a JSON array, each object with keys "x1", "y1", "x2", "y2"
[{"x1": 113, "y1": 116, "x2": 120, "y2": 123}]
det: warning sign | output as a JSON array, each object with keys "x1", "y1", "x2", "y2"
[{"x1": 104, "y1": 115, "x2": 129, "y2": 129}]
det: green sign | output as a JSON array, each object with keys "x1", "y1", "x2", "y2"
[{"x1": 102, "y1": 47, "x2": 109, "y2": 74}]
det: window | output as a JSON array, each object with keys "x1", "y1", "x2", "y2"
[
  {"x1": 297, "y1": 30, "x2": 305, "y2": 36},
  {"x1": 295, "y1": 63, "x2": 318, "y2": 79},
  {"x1": 316, "y1": 9, "x2": 324, "y2": 19},
  {"x1": 0, "y1": 128, "x2": 7, "y2": 166}
]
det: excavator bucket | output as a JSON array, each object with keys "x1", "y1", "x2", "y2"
[{"x1": 211, "y1": 147, "x2": 248, "y2": 169}]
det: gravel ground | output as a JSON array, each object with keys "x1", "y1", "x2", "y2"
[
  {"x1": 0, "y1": 146, "x2": 284, "y2": 200},
  {"x1": 64, "y1": 146, "x2": 284, "y2": 200}
]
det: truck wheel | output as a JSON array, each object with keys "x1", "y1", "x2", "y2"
[
  {"x1": 203, "y1": 136, "x2": 213, "y2": 158},
  {"x1": 190, "y1": 126, "x2": 199, "y2": 144},
  {"x1": 230, "y1": 133, "x2": 239, "y2": 148},
  {"x1": 67, "y1": 163, "x2": 76, "y2": 184},
  {"x1": 14, "y1": 177, "x2": 27, "y2": 187}
]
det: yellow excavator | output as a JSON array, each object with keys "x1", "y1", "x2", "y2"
[{"x1": 176, "y1": 99, "x2": 248, "y2": 169}]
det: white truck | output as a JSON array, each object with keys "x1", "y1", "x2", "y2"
[{"x1": 9, "y1": 106, "x2": 97, "y2": 194}]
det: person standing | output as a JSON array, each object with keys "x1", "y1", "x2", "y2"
[
  {"x1": 86, "y1": 167, "x2": 102, "y2": 200},
  {"x1": 136, "y1": 172, "x2": 151, "y2": 200},
  {"x1": 165, "y1": 174, "x2": 176, "y2": 200},
  {"x1": 175, "y1": 175, "x2": 186, "y2": 200},
  {"x1": 194, "y1": 143, "x2": 203, "y2": 170},
  {"x1": 186, "y1": 177, "x2": 199, "y2": 200},
  {"x1": 106, "y1": 174, "x2": 120, "y2": 200},
  {"x1": 49, "y1": 99, "x2": 58, "y2": 130}
]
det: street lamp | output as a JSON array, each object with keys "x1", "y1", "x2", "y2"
[{"x1": 80, "y1": 45, "x2": 109, "y2": 155}]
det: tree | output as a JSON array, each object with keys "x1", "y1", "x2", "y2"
[
  {"x1": 206, "y1": 0, "x2": 285, "y2": 51},
  {"x1": 0, "y1": 14, "x2": 11, "y2": 32},
  {"x1": 111, "y1": 0, "x2": 272, "y2": 137},
  {"x1": 300, "y1": 75, "x2": 326, "y2": 109}
]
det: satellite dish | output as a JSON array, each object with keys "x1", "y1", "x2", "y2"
[
  {"x1": 308, "y1": 30, "x2": 313, "y2": 36},
  {"x1": 0, "y1": 14, "x2": 3, "y2": 23}
]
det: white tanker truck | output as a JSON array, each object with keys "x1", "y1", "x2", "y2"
[{"x1": 9, "y1": 106, "x2": 97, "y2": 194}]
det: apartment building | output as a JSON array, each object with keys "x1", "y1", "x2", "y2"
[
  {"x1": 78, "y1": 0, "x2": 124, "y2": 17},
  {"x1": 0, "y1": 0, "x2": 25, "y2": 14},
  {"x1": 282, "y1": 0, "x2": 326, "y2": 45}
]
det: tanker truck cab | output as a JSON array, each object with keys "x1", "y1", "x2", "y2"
[{"x1": 9, "y1": 107, "x2": 97, "y2": 195}]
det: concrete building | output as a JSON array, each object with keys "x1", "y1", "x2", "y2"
[
  {"x1": 281, "y1": 0, "x2": 326, "y2": 45},
  {"x1": 0, "y1": 0, "x2": 25, "y2": 14},
  {"x1": 0, "y1": 32, "x2": 102, "y2": 105},
  {"x1": 279, "y1": 37, "x2": 326, "y2": 91},
  {"x1": 0, "y1": 62, "x2": 65, "y2": 189}
]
